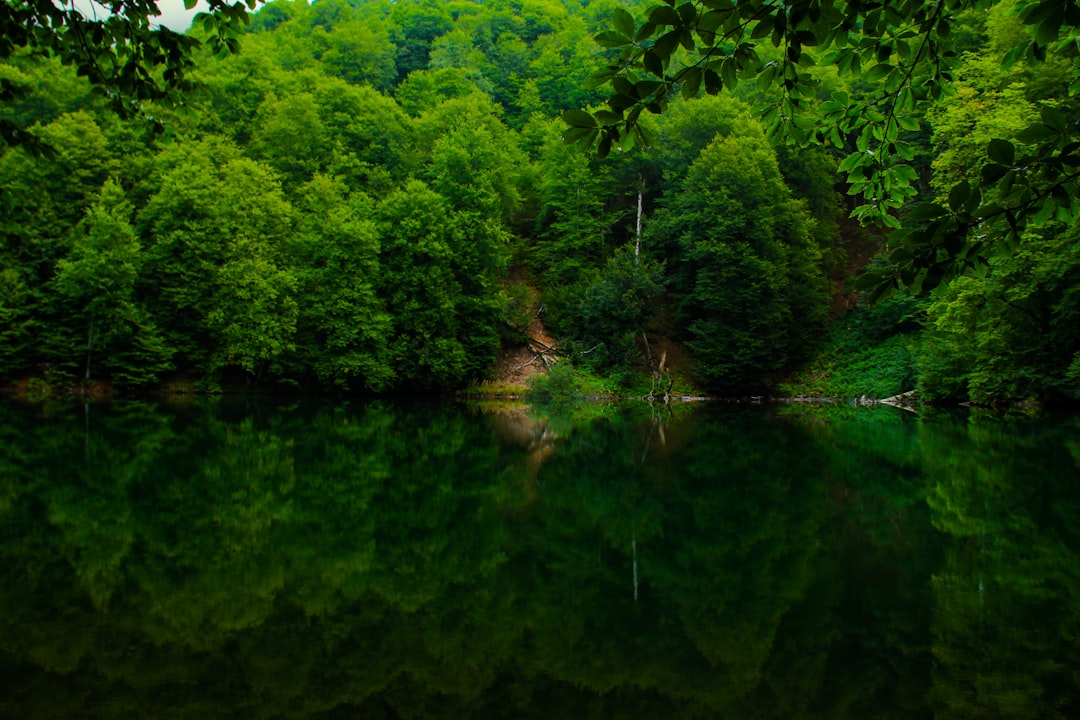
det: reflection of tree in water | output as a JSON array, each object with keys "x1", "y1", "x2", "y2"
[
  {"x1": 924, "y1": 415, "x2": 1080, "y2": 720},
  {"x1": 1, "y1": 401, "x2": 1078, "y2": 718}
]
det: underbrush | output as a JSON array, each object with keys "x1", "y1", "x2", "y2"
[{"x1": 780, "y1": 295, "x2": 926, "y2": 400}]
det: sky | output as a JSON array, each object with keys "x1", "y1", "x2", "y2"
[
  {"x1": 68, "y1": 1, "x2": 217, "y2": 32},
  {"x1": 154, "y1": 0, "x2": 213, "y2": 31}
]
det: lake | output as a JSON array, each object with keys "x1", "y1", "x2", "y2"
[{"x1": 1, "y1": 397, "x2": 1078, "y2": 719}]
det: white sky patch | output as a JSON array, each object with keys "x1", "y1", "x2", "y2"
[
  {"x1": 64, "y1": 0, "x2": 214, "y2": 32},
  {"x1": 154, "y1": 0, "x2": 213, "y2": 31}
]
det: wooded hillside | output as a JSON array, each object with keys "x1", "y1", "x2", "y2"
[{"x1": 1, "y1": 0, "x2": 1077, "y2": 403}]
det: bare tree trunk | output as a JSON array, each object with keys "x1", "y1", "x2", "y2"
[
  {"x1": 635, "y1": 173, "x2": 644, "y2": 262},
  {"x1": 642, "y1": 332, "x2": 654, "y2": 374},
  {"x1": 85, "y1": 323, "x2": 95, "y2": 382}
]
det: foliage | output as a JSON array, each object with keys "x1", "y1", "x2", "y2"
[
  {"x1": 575, "y1": 0, "x2": 1080, "y2": 297},
  {"x1": 0, "y1": 0, "x2": 1074, "y2": 401},
  {"x1": 138, "y1": 140, "x2": 298, "y2": 378},
  {"x1": 571, "y1": 246, "x2": 665, "y2": 372},
  {"x1": 524, "y1": 361, "x2": 621, "y2": 404},
  {"x1": 779, "y1": 299, "x2": 925, "y2": 400},
  {"x1": 288, "y1": 175, "x2": 393, "y2": 391},
  {"x1": 52, "y1": 180, "x2": 173, "y2": 384},
  {"x1": 650, "y1": 116, "x2": 828, "y2": 393},
  {"x1": 920, "y1": 221, "x2": 1080, "y2": 404},
  {"x1": 0, "y1": 0, "x2": 257, "y2": 148}
]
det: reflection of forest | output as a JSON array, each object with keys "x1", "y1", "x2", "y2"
[{"x1": 0, "y1": 400, "x2": 1077, "y2": 719}]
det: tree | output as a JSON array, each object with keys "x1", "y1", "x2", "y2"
[
  {"x1": 0, "y1": 0, "x2": 258, "y2": 147},
  {"x1": 250, "y1": 91, "x2": 330, "y2": 185},
  {"x1": 374, "y1": 180, "x2": 472, "y2": 388},
  {"x1": 571, "y1": 0, "x2": 1080, "y2": 297},
  {"x1": 571, "y1": 246, "x2": 665, "y2": 371},
  {"x1": 52, "y1": 180, "x2": 173, "y2": 384},
  {"x1": 527, "y1": 115, "x2": 616, "y2": 287},
  {"x1": 289, "y1": 174, "x2": 394, "y2": 391},
  {"x1": 138, "y1": 139, "x2": 297, "y2": 380},
  {"x1": 650, "y1": 118, "x2": 827, "y2": 393},
  {"x1": 919, "y1": 222, "x2": 1080, "y2": 404},
  {"x1": 387, "y1": 0, "x2": 454, "y2": 84}
]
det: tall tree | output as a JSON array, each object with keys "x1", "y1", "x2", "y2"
[
  {"x1": 139, "y1": 140, "x2": 297, "y2": 381},
  {"x1": 52, "y1": 180, "x2": 173, "y2": 384},
  {"x1": 651, "y1": 121, "x2": 827, "y2": 393},
  {"x1": 574, "y1": 0, "x2": 1080, "y2": 296},
  {"x1": 289, "y1": 175, "x2": 393, "y2": 391}
]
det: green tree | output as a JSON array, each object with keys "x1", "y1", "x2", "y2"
[
  {"x1": 290, "y1": 175, "x2": 393, "y2": 391},
  {"x1": 651, "y1": 122, "x2": 827, "y2": 393},
  {"x1": 387, "y1": 0, "x2": 454, "y2": 84},
  {"x1": 375, "y1": 181, "x2": 473, "y2": 388},
  {"x1": 0, "y1": 111, "x2": 116, "y2": 280},
  {"x1": 423, "y1": 95, "x2": 526, "y2": 224},
  {"x1": 527, "y1": 115, "x2": 616, "y2": 286},
  {"x1": 919, "y1": 222, "x2": 1080, "y2": 404},
  {"x1": 205, "y1": 234, "x2": 298, "y2": 379},
  {"x1": 0, "y1": 0, "x2": 255, "y2": 147},
  {"x1": 572, "y1": 246, "x2": 665, "y2": 371},
  {"x1": 0, "y1": 267, "x2": 34, "y2": 378},
  {"x1": 319, "y1": 18, "x2": 397, "y2": 89},
  {"x1": 139, "y1": 139, "x2": 297, "y2": 381},
  {"x1": 52, "y1": 180, "x2": 173, "y2": 384},
  {"x1": 575, "y1": 0, "x2": 1080, "y2": 296},
  {"x1": 250, "y1": 90, "x2": 331, "y2": 185}
]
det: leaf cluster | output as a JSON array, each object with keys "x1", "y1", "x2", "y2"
[
  {"x1": 0, "y1": 0, "x2": 258, "y2": 146},
  {"x1": 573, "y1": 0, "x2": 1080, "y2": 298}
]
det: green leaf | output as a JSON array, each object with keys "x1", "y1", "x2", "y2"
[
  {"x1": 612, "y1": 8, "x2": 635, "y2": 39},
  {"x1": 751, "y1": 19, "x2": 773, "y2": 40},
  {"x1": 635, "y1": 80, "x2": 664, "y2": 97},
  {"x1": 906, "y1": 202, "x2": 948, "y2": 222},
  {"x1": 593, "y1": 110, "x2": 623, "y2": 124},
  {"x1": 965, "y1": 185, "x2": 982, "y2": 215},
  {"x1": 612, "y1": 76, "x2": 637, "y2": 98},
  {"x1": 701, "y1": 69, "x2": 721, "y2": 94},
  {"x1": 184, "y1": 0, "x2": 199, "y2": 9},
  {"x1": 584, "y1": 68, "x2": 617, "y2": 89},
  {"x1": 1016, "y1": 123, "x2": 1058, "y2": 143},
  {"x1": 609, "y1": 93, "x2": 637, "y2": 112},
  {"x1": 649, "y1": 6, "x2": 680, "y2": 26},
  {"x1": 597, "y1": 131, "x2": 614, "y2": 159},
  {"x1": 594, "y1": 31, "x2": 631, "y2": 48},
  {"x1": 562, "y1": 126, "x2": 596, "y2": 143},
  {"x1": 680, "y1": 67, "x2": 702, "y2": 98},
  {"x1": 987, "y1": 139, "x2": 1015, "y2": 166},
  {"x1": 1041, "y1": 105, "x2": 1067, "y2": 132},
  {"x1": 897, "y1": 116, "x2": 921, "y2": 131},
  {"x1": 948, "y1": 181, "x2": 970, "y2": 213},
  {"x1": 865, "y1": 63, "x2": 893, "y2": 82},
  {"x1": 980, "y1": 163, "x2": 1009, "y2": 186},
  {"x1": 652, "y1": 30, "x2": 682, "y2": 58},
  {"x1": 699, "y1": 10, "x2": 725, "y2": 34},
  {"x1": 643, "y1": 49, "x2": 664, "y2": 77},
  {"x1": 562, "y1": 109, "x2": 597, "y2": 129},
  {"x1": 676, "y1": 2, "x2": 696, "y2": 24},
  {"x1": 721, "y1": 58, "x2": 738, "y2": 89},
  {"x1": 636, "y1": 123, "x2": 657, "y2": 147}
]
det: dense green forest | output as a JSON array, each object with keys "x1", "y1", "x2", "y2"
[{"x1": 1, "y1": 0, "x2": 1078, "y2": 403}]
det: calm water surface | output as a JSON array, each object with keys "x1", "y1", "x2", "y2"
[{"x1": 1, "y1": 398, "x2": 1078, "y2": 719}]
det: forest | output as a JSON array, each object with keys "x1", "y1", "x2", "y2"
[{"x1": 1, "y1": 0, "x2": 1078, "y2": 404}]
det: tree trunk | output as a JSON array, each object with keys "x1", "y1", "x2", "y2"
[
  {"x1": 635, "y1": 173, "x2": 644, "y2": 262},
  {"x1": 85, "y1": 323, "x2": 95, "y2": 382}
]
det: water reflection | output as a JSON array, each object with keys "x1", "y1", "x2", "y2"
[{"x1": 0, "y1": 399, "x2": 1077, "y2": 718}]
